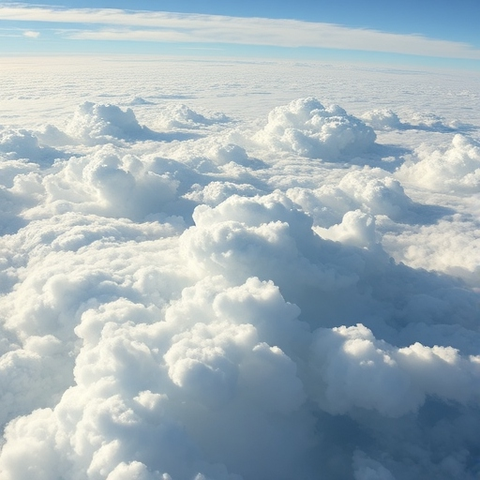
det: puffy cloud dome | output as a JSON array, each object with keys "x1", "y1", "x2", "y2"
[{"x1": 255, "y1": 97, "x2": 376, "y2": 160}]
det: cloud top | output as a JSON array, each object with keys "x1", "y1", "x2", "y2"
[
  {"x1": 0, "y1": 83, "x2": 479, "y2": 480},
  {"x1": 254, "y1": 97, "x2": 376, "y2": 159},
  {"x1": 66, "y1": 102, "x2": 154, "y2": 144},
  {"x1": 398, "y1": 134, "x2": 480, "y2": 193}
]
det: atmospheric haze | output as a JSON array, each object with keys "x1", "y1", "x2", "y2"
[{"x1": 0, "y1": 56, "x2": 480, "y2": 480}]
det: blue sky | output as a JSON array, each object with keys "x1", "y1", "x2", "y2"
[{"x1": 1, "y1": 1, "x2": 479, "y2": 69}]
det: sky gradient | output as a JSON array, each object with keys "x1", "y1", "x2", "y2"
[{"x1": 1, "y1": 1, "x2": 479, "y2": 69}]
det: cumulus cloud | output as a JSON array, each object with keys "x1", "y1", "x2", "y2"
[
  {"x1": 184, "y1": 181, "x2": 264, "y2": 207},
  {"x1": 286, "y1": 166, "x2": 416, "y2": 235},
  {"x1": 0, "y1": 128, "x2": 63, "y2": 165},
  {"x1": 360, "y1": 109, "x2": 404, "y2": 131},
  {"x1": 309, "y1": 323, "x2": 480, "y2": 417},
  {"x1": 381, "y1": 216, "x2": 480, "y2": 284},
  {"x1": 361, "y1": 108, "x2": 469, "y2": 134},
  {"x1": 397, "y1": 134, "x2": 480, "y2": 193},
  {"x1": 0, "y1": 63, "x2": 479, "y2": 480},
  {"x1": 14, "y1": 145, "x2": 183, "y2": 222},
  {"x1": 254, "y1": 98, "x2": 376, "y2": 160},
  {"x1": 154, "y1": 104, "x2": 230, "y2": 130},
  {"x1": 66, "y1": 102, "x2": 158, "y2": 145}
]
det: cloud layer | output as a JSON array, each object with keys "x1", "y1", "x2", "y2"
[{"x1": 0, "y1": 58, "x2": 480, "y2": 479}]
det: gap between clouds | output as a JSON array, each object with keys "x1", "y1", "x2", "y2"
[{"x1": 1, "y1": 3, "x2": 480, "y2": 60}]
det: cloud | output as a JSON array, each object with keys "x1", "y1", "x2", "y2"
[
  {"x1": 65, "y1": 102, "x2": 157, "y2": 144},
  {"x1": 361, "y1": 108, "x2": 468, "y2": 133},
  {"x1": 353, "y1": 450, "x2": 396, "y2": 480},
  {"x1": 360, "y1": 109, "x2": 404, "y2": 131},
  {"x1": 381, "y1": 216, "x2": 480, "y2": 284},
  {"x1": 309, "y1": 323, "x2": 480, "y2": 417},
  {"x1": 1, "y1": 4, "x2": 480, "y2": 59},
  {"x1": 22, "y1": 30, "x2": 39, "y2": 38},
  {"x1": 0, "y1": 128, "x2": 63, "y2": 165},
  {"x1": 254, "y1": 98, "x2": 376, "y2": 160},
  {"x1": 153, "y1": 104, "x2": 230, "y2": 130},
  {"x1": 397, "y1": 134, "x2": 480, "y2": 193},
  {"x1": 0, "y1": 76, "x2": 479, "y2": 480},
  {"x1": 20, "y1": 144, "x2": 184, "y2": 222}
]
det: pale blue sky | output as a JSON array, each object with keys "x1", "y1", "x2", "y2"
[{"x1": 1, "y1": 1, "x2": 479, "y2": 69}]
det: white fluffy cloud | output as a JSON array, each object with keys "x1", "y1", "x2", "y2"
[
  {"x1": 0, "y1": 59, "x2": 479, "y2": 480},
  {"x1": 153, "y1": 104, "x2": 229, "y2": 130},
  {"x1": 397, "y1": 134, "x2": 480, "y2": 193},
  {"x1": 254, "y1": 98, "x2": 376, "y2": 160},
  {"x1": 309, "y1": 323, "x2": 480, "y2": 417},
  {"x1": 0, "y1": 128, "x2": 62, "y2": 164},
  {"x1": 360, "y1": 109, "x2": 404, "y2": 131},
  {"x1": 66, "y1": 102, "x2": 157, "y2": 145}
]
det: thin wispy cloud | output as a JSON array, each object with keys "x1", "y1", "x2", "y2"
[
  {"x1": 23, "y1": 29, "x2": 40, "y2": 38},
  {"x1": 1, "y1": 3, "x2": 480, "y2": 59}
]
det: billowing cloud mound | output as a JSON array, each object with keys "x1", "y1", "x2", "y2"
[
  {"x1": 66, "y1": 102, "x2": 155, "y2": 144},
  {"x1": 361, "y1": 109, "x2": 404, "y2": 131},
  {"x1": 0, "y1": 60, "x2": 479, "y2": 480},
  {"x1": 1, "y1": 184, "x2": 479, "y2": 480},
  {"x1": 397, "y1": 134, "x2": 480, "y2": 192},
  {"x1": 361, "y1": 109, "x2": 467, "y2": 133},
  {"x1": 0, "y1": 128, "x2": 62, "y2": 165},
  {"x1": 21, "y1": 145, "x2": 181, "y2": 221},
  {"x1": 184, "y1": 181, "x2": 263, "y2": 207},
  {"x1": 254, "y1": 97, "x2": 376, "y2": 159},
  {"x1": 155, "y1": 104, "x2": 230, "y2": 129},
  {"x1": 382, "y1": 216, "x2": 480, "y2": 284},
  {"x1": 404, "y1": 111, "x2": 460, "y2": 132},
  {"x1": 310, "y1": 323, "x2": 480, "y2": 417}
]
